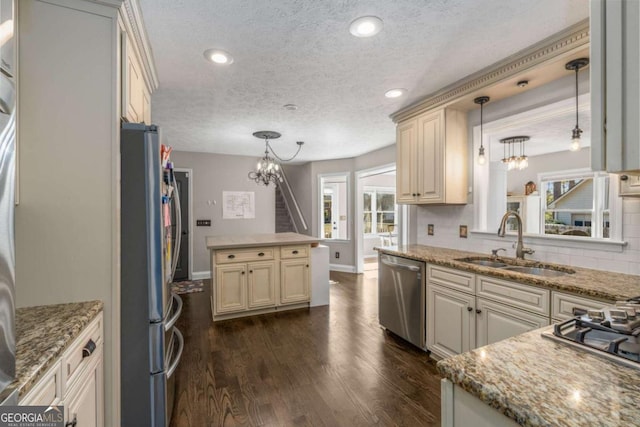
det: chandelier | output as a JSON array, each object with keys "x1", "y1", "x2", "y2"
[
  {"x1": 247, "y1": 131, "x2": 304, "y2": 186},
  {"x1": 500, "y1": 136, "x2": 529, "y2": 171}
]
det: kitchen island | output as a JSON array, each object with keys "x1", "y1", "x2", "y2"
[
  {"x1": 207, "y1": 233, "x2": 324, "y2": 321},
  {"x1": 437, "y1": 327, "x2": 640, "y2": 426}
]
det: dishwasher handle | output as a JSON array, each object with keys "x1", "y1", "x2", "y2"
[{"x1": 380, "y1": 257, "x2": 421, "y2": 272}]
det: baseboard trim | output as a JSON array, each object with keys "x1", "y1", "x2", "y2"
[
  {"x1": 192, "y1": 271, "x2": 211, "y2": 280},
  {"x1": 329, "y1": 264, "x2": 357, "y2": 273}
]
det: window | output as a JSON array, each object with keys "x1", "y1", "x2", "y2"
[
  {"x1": 363, "y1": 187, "x2": 396, "y2": 235},
  {"x1": 541, "y1": 171, "x2": 610, "y2": 238}
]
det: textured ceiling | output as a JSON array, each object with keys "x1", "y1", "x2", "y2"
[{"x1": 139, "y1": 0, "x2": 589, "y2": 162}]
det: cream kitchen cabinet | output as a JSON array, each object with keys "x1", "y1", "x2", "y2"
[
  {"x1": 247, "y1": 261, "x2": 277, "y2": 309},
  {"x1": 122, "y1": 30, "x2": 153, "y2": 124},
  {"x1": 211, "y1": 243, "x2": 312, "y2": 320},
  {"x1": 427, "y1": 283, "x2": 476, "y2": 358},
  {"x1": 551, "y1": 291, "x2": 608, "y2": 322},
  {"x1": 426, "y1": 265, "x2": 550, "y2": 359},
  {"x1": 591, "y1": 0, "x2": 640, "y2": 172},
  {"x1": 396, "y1": 108, "x2": 468, "y2": 204},
  {"x1": 214, "y1": 247, "x2": 277, "y2": 314},
  {"x1": 475, "y1": 298, "x2": 548, "y2": 348},
  {"x1": 215, "y1": 264, "x2": 249, "y2": 314},
  {"x1": 20, "y1": 312, "x2": 104, "y2": 427},
  {"x1": 280, "y1": 259, "x2": 310, "y2": 304}
]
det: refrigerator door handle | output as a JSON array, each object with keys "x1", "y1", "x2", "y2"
[
  {"x1": 164, "y1": 293, "x2": 183, "y2": 331},
  {"x1": 170, "y1": 171, "x2": 182, "y2": 282},
  {"x1": 166, "y1": 327, "x2": 184, "y2": 379}
]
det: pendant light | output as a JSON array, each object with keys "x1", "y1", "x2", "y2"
[
  {"x1": 474, "y1": 96, "x2": 490, "y2": 165},
  {"x1": 500, "y1": 136, "x2": 529, "y2": 170},
  {"x1": 565, "y1": 58, "x2": 589, "y2": 151}
]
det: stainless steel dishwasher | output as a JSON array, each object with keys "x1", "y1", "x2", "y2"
[{"x1": 378, "y1": 253, "x2": 425, "y2": 349}]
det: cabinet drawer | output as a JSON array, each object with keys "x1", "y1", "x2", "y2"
[
  {"x1": 64, "y1": 314, "x2": 103, "y2": 392},
  {"x1": 476, "y1": 276, "x2": 549, "y2": 316},
  {"x1": 427, "y1": 265, "x2": 475, "y2": 294},
  {"x1": 280, "y1": 245, "x2": 309, "y2": 259},
  {"x1": 20, "y1": 362, "x2": 62, "y2": 406},
  {"x1": 215, "y1": 247, "x2": 275, "y2": 264},
  {"x1": 551, "y1": 291, "x2": 609, "y2": 321}
]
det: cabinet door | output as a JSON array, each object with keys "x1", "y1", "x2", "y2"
[
  {"x1": 427, "y1": 284, "x2": 475, "y2": 358},
  {"x1": 396, "y1": 119, "x2": 418, "y2": 203},
  {"x1": 280, "y1": 259, "x2": 310, "y2": 304},
  {"x1": 215, "y1": 264, "x2": 247, "y2": 313},
  {"x1": 475, "y1": 298, "x2": 549, "y2": 348},
  {"x1": 248, "y1": 261, "x2": 276, "y2": 309},
  {"x1": 65, "y1": 352, "x2": 103, "y2": 427},
  {"x1": 142, "y1": 85, "x2": 151, "y2": 124},
  {"x1": 417, "y1": 110, "x2": 444, "y2": 203},
  {"x1": 122, "y1": 33, "x2": 143, "y2": 123}
]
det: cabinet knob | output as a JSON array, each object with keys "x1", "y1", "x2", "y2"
[
  {"x1": 241, "y1": 271, "x2": 245, "y2": 275},
  {"x1": 416, "y1": 193, "x2": 421, "y2": 196},
  {"x1": 258, "y1": 252, "x2": 265, "y2": 257},
  {"x1": 227, "y1": 254, "x2": 235, "y2": 259},
  {"x1": 476, "y1": 309, "x2": 482, "y2": 314},
  {"x1": 249, "y1": 270, "x2": 253, "y2": 273},
  {"x1": 306, "y1": 264, "x2": 309, "y2": 268},
  {"x1": 467, "y1": 307, "x2": 473, "y2": 312}
]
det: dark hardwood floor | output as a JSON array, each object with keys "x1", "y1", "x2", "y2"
[{"x1": 170, "y1": 271, "x2": 442, "y2": 427}]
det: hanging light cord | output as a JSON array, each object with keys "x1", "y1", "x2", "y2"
[
  {"x1": 574, "y1": 66, "x2": 579, "y2": 129},
  {"x1": 266, "y1": 140, "x2": 303, "y2": 162},
  {"x1": 480, "y1": 102, "x2": 484, "y2": 150}
]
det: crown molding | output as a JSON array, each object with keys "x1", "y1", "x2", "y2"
[
  {"x1": 120, "y1": 0, "x2": 159, "y2": 91},
  {"x1": 390, "y1": 19, "x2": 590, "y2": 123}
]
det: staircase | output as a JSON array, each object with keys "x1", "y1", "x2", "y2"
[{"x1": 275, "y1": 185, "x2": 296, "y2": 232}]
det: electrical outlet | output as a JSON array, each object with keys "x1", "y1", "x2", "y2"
[
  {"x1": 335, "y1": 252, "x2": 340, "y2": 259},
  {"x1": 196, "y1": 219, "x2": 211, "y2": 226},
  {"x1": 427, "y1": 224, "x2": 434, "y2": 235}
]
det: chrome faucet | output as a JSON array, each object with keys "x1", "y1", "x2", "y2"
[{"x1": 498, "y1": 211, "x2": 535, "y2": 259}]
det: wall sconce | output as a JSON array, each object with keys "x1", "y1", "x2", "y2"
[
  {"x1": 565, "y1": 58, "x2": 589, "y2": 151},
  {"x1": 474, "y1": 96, "x2": 490, "y2": 165}
]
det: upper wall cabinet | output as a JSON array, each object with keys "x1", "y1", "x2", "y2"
[
  {"x1": 122, "y1": 32, "x2": 152, "y2": 124},
  {"x1": 396, "y1": 108, "x2": 468, "y2": 204},
  {"x1": 591, "y1": 0, "x2": 640, "y2": 173}
]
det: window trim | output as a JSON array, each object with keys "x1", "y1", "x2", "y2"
[{"x1": 538, "y1": 169, "x2": 617, "y2": 240}]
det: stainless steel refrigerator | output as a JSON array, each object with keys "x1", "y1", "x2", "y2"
[
  {"x1": 0, "y1": 0, "x2": 16, "y2": 406},
  {"x1": 121, "y1": 123, "x2": 184, "y2": 427}
]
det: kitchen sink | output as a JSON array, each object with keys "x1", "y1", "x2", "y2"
[
  {"x1": 455, "y1": 257, "x2": 574, "y2": 277},
  {"x1": 459, "y1": 259, "x2": 508, "y2": 268},
  {"x1": 501, "y1": 266, "x2": 572, "y2": 277}
]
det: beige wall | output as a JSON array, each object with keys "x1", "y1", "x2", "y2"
[{"x1": 170, "y1": 151, "x2": 276, "y2": 275}]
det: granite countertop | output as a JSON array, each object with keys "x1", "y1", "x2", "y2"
[
  {"x1": 437, "y1": 327, "x2": 640, "y2": 426},
  {"x1": 206, "y1": 232, "x2": 323, "y2": 249},
  {"x1": 13, "y1": 300, "x2": 103, "y2": 398},
  {"x1": 375, "y1": 245, "x2": 640, "y2": 301}
]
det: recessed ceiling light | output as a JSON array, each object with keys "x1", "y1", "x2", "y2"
[
  {"x1": 349, "y1": 16, "x2": 383, "y2": 37},
  {"x1": 385, "y1": 88, "x2": 407, "y2": 98},
  {"x1": 283, "y1": 104, "x2": 298, "y2": 110},
  {"x1": 203, "y1": 48, "x2": 234, "y2": 65}
]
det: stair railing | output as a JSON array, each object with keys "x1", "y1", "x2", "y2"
[{"x1": 279, "y1": 167, "x2": 308, "y2": 232}]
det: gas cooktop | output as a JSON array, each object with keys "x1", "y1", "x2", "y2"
[{"x1": 542, "y1": 297, "x2": 640, "y2": 370}]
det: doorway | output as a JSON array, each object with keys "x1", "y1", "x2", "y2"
[
  {"x1": 172, "y1": 169, "x2": 192, "y2": 281},
  {"x1": 355, "y1": 164, "x2": 397, "y2": 275}
]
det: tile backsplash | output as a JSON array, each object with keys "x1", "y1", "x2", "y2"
[{"x1": 416, "y1": 198, "x2": 640, "y2": 276}]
